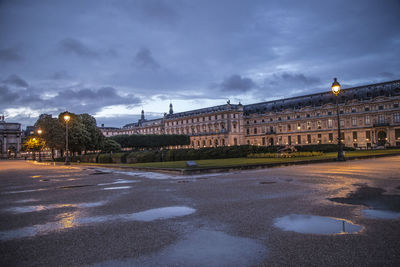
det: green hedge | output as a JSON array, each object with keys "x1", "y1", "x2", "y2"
[
  {"x1": 295, "y1": 144, "x2": 355, "y2": 152},
  {"x1": 248, "y1": 151, "x2": 323, "y2": 158},
  {"x1": 98, "y1": 154, "x2": 112, "y2": 163},
  {"x1": 111, "y1": 153, "x2": 127, "y2": 163}
]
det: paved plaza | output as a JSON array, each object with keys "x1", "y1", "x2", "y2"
[{"x1": 1, "y1": 158, "x2": 400, "y2": 266}]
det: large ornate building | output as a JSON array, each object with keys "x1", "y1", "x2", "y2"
[
  {"x1": 100, "y1": 80, "x2": 400, "y2": 149},
  {"x1": 0, "y1": 116, "x2": 22, "y2": 158}
]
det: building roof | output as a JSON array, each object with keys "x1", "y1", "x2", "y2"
[{"x1": 244, "y1": 79, "x2": 400, "y2": 114}]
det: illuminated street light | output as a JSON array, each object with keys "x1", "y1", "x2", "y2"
[
  {"x1": 37, "y1": 129, "x2": 43, "y2": 162},
  {"x1": 64, "y1": 113, "x2": 71, "y2": 165},
  {"x1": 331, "y1": 78, "x2": 345, "y2": 161}
]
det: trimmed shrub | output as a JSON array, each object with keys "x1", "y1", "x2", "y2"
[
  {"x1": 98, "y1": 154, "x2": 112, "y2": 163},
  {"x1": 111, "y1": 153, "x2": 128, "y2": 164},
  {"x1": 80, "y1": 154, "x2": 98, "y2": 163},
  {"x1": 295, "y1": 144, "x2": 355, "y2": 152},
  {"x1": 248, "y1": 151, "x2": 324, "y2": 158}
]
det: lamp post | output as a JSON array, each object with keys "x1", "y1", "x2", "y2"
[
  {"x1": 37, "y1": 129, "x2": 42, "y2": 162},
  {"x1": 32, "y1": 138, "x2": 36, "y2": 160},
  {"x1": 331, "y1": 78, "x2": 345, "y2": 161},
  {"x1": 64, "y1": 113, "x2": 71, "y2": 165}
]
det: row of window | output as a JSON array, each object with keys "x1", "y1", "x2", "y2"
[
  {"x1": 166, "y1": 113, "x2": 239, "y2": 126},
  {"x1": 247, "y1": 103, "x2": 399, "y2": 124},
  {"x1": 246, "y1": 113, "x2": 400, "y2": 135}
]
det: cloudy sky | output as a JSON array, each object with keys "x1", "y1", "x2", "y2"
[{"x1": 1, "y1": 0, "x2": 399, "y2": 128}]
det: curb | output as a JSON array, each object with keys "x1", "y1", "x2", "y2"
[{"x1": 72, "y1": 152, "x2": 400, "y2": 175}]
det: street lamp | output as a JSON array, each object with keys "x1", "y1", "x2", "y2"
[
  {"x1": 37, "y1": 129, "x2": 42, "y2": 162},
  {"x1": 331, "y1": 78, "x2": 345, "y2": 161},
  {"x1": 64, "y1": 113, "x2": 71, "y2": 165}
]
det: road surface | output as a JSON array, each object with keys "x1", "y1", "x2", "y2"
[{"x1": 1, "y1": 157, "x2": 399, "y2": 266}]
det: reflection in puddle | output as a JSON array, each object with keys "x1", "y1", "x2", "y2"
[
  {"x1": 98, "y1": 179, "x2": 138, "y2": 186},
  {"x1": 0, "y1": 206, "x2": 195, "y2": 241},
  {"x1": 4, "y1": 201, "x2": 107, "y2": 214},
  {"x1": 78, "y1": 206, "x2": 195, "y2": 224},
  {"x1": 103, "y1": 186, "x2": 132, "y2": 190},
  {"x1": 93, "y1": 229, "x2": 267, "y2": 267},
  {"x1": 0, "y1": 211, "x2": 81, "y2": 241},
  {"x1": 274, "y1": 214, "x2": 363, "y2": 234},
  {"x1": 363, "y1": 209, "x2": 400, "y2": 219}
]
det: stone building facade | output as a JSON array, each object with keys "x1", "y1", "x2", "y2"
[
  {"x1": 100, "y1": 80, "x2": 400, "y2": 149},
  {"x1": 0, "y1": 116, "x2": 22, "y2": 158}
]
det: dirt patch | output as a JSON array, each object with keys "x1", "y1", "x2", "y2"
[{"x1": 328, "y1": 185, "x2": 400, "y2": 211}]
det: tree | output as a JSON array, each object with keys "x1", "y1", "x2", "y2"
[
  {"x1": 34, "y1": 112, "x2": 105, "y2": 157},
  {"x1": 78, "y1": 113, "x2": 104, "y2": 152},
  {"x1": 35, "y1": 114, "x2": 64, "y2": 159},
  {"x1": 22, "y1": 136, "x2": 45, "y2": 159},
  {"x1": 102, "y1": 139, "x2": 121, "y2": 153}
]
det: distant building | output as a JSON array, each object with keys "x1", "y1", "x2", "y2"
[
  {"x1": 100, "y1": 80, "x2": 400, "y2": 149},
  {"x1": 0, "y1": 116, "x2": 22, "y2": 158}
]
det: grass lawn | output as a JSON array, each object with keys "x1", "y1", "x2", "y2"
[{"x1": 123, "y1": 149, "x2": 400, "y2": 169}]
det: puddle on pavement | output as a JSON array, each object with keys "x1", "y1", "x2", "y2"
[
  {"x1": 363, "y1": 209, "x2": 400, "y2": 219},
  {"x1": 93, "y1": 168, "x2": 228, "y2": 180},
  {"x1": 0, "y1": 206, "x2": 195, "y2": 240},
  {"x1": 78, "y1": 206, "x2": 196, "y2": 224},
  {"x1": 103, "y1": 186, "x2": 132, "y2": 190},
  {"x1": 274, "y1": 214, "x2": 363, "y2": 234},
  {"x1": 4, "y1": 201, "x2": 107, "y2": 214},
  {"x1": 2, "y1": 188, "x2": 47, "y2": 194},
  {"x1": 92, "y1": 229, "x2": 267, "y2": 267},
  {"x1": 15, "y1": 198, "x2": 39, "y2": 203},
  {"x1": 0, "y1": 211, "x2": 81, "y2": 241},
  {"x1": 328, "y1": 185, "x2": 400, "y2": 212},
  {"x1": 98, "y1": 179, "x2": 138, "y2": 186}
]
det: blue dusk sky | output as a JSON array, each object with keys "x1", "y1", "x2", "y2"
[{"x1": 0, "y1": 0, "x2": 399, "y2": 128}]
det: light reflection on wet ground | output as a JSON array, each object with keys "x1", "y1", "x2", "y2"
[
  {"x1": 93, "y1": 168, "x2": 229, "y2": 180},
  {"x1": 103, "y1": 186, "x2": 132, "y2": 190},
  {"x1": 97, "y1": 179, "x2": 138, "y2": 186},
  {"x1": 78, "y1": 206, "x2": 196, "y2": 224},
  {"x1": 93, "y1": 229, "x2": 267, "y2": 267},
  {"x1": 0, "y1": 210, "x2": 81, "y2": 241},
  {"x1": 4, "y1": 201, "x2": 107, "y2": 214},
  {"x1": 0, "y1": 206, "x2": 195, "y2": 241},
  {"x1": 274, "y1": 214, "x2": 363, "y2": 234}
]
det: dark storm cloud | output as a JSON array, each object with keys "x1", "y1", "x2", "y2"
[
  {"x1": 1, "y1": 0, "x2": 399, "y2": 125},
  {"x1": 59, "y1": 38, "x2": 98, "y2": 58},
  {"x1": 269, "y1": 73, "x2": 320, "y2": 87},
  {"x1": 50, "y1": 71, "x2": 71, "y2": 80},
  {"x1": 0, "y1": 85, "x2": 19, "y2": 104},
  {"x1": 0, "y1": 47, "x2": 22, "y2": 62},
  {"x1": 3, "y1": 74, "x2": 29, "y2": 87},
  {"x1": 220, "y1": 75, "x2": 256, "y2": 92},
  {"x1": 134, "y1": 48, "x2": 160, "y2": 70}
]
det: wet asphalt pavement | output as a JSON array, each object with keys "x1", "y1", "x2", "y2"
[{"x1": 1, "y1": 157, "x2": 400, "y2": 266}]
